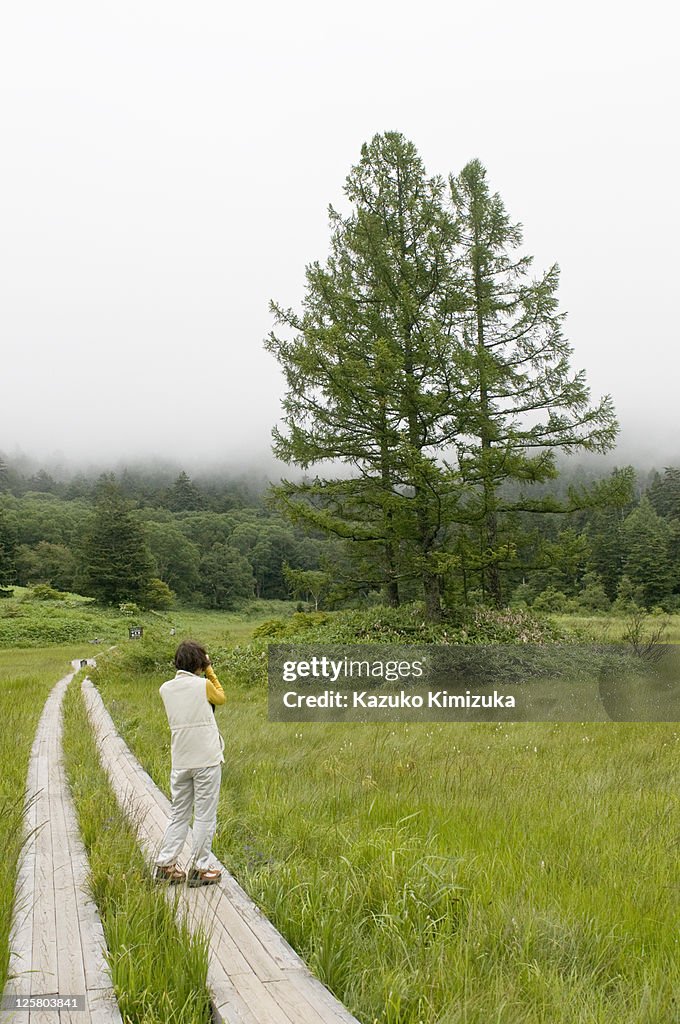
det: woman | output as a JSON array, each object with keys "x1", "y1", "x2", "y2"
[{"x1": 154, "y1": 639, "x2": 225, "y2": 886}]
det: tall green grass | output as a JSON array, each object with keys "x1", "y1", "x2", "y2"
[
  {"x1": 61, "y1": 676, "x2": 213, "y2": 1024},
  {"x1": 0, "y1": 647, "x2": 83, "y2": 989},
  {"x1": 92, "y1": 643, "x2": 680, "y2": 1024}
]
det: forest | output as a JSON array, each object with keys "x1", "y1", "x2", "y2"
[{"x1": 1, "y1": 455, "x2": 679, "y2": 615}]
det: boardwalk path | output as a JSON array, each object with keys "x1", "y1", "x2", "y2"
[
  {"x1": 82, "y1": 677, "x2": 362, "y2": 1024},
  {"x1": 1, "y1": 670, "x2": 122, "y2": 1024}
]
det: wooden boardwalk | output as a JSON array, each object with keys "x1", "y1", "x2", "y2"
[
  {"x1": 82, "y1": 677, "x2": 363, "y2": 1024},
  {"x1": 1, "y1": 670, "x2": 121, "y2": 1024}
]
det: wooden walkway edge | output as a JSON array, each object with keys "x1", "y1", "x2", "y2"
[
  {"x1": 82, "y1": 677, "x2": 363, "y2": 1024},
  {"x1": 1, "y1": 671, "x2": 122, "y2": 1024}
]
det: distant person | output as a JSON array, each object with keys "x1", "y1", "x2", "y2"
[{"x1": 154, "y1": 639, "x2": 225, "y2": 886}]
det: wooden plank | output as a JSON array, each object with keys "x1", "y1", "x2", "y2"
[
  {"x1": 228, "y1": 975, "x2": 293, "y2": 1024},
  {"x1": 2, "y1": 674, "x2": 123, "y2": 1024},
  {"x1": 30, "y1": 778, "x2": 57, "y2": 996},
  {"x1": 50, "y1": 711, "x2": 88, "y2": 1001},
  {"x1": 217, "y1": 874, "x2": 304, "y2": 971},
  {"x1": 267, "y1": 978, "x2": 334, "y2": 1024},
  {"x1": 86, "y1": 989, "x2": 124, "y2": 1024},
  {"x1": 211, "y1": 975, "x2": 262, "y2": 1024},
  {"x1": 287, "y1": 973, "x2": 361, "y2": 1024},
  {"x1": 186, "y1": 888, "x2": 285, "y2": 982},
  {"x1": 75, "y1": 892, "x2": 114, "y2": 994},
  {"x1": 27, "y1": 1008, "x2": 60, "y2": 1024},
  {"x1": 82, "y1": 679, "x2": 362, "y2": 1024}
]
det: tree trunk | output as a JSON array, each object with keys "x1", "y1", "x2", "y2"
[
  {"x1": 423, "y1": 572, "x2": 442, "y2": 622},
  {"x1": 384, "y1": 575, "x2": 400, "y2": 607},
  {"x1": 484, "y1": 498, "x2": 503, "y2": 607},
  {"x1": 472, "y1": 212, "x2": 503, "y2": 609}
]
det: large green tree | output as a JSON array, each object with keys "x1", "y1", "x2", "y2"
[
  {"x1": 621, "y1": 496, "x2": 674, "y2": 608},
  {"x1": 198, "y1": 543, "x2": 255, "y2": 609},
  {"x1": 79, "y1": 479, "x2": 154, "y2": 605},
  {"x1": 0, "y1": 507, "x2": 17, "y2": 590},
  {"x1": 266, "y1": 132, "x2": 462, "y2": 619},
  {"x1": 164, "y1": 471, "x2": 206, "y2": 512},
  {"x1": 15, "y1": 541, "x2": 77, "y2": 590},
  {"x1": 145, "y1": 522, "x2": 202, "y2": 600},
  {"x1": 447, "y1": 160, "x2": 618, "y2": 605}
]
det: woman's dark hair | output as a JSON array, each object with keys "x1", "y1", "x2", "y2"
[{"x1": 174, "y1": 640, "x2": 209, "y2": 674}]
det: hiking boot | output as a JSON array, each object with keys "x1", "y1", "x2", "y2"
[
  {"x1": 154, "y1": 863, "x2": 186, "y2": 884},
  {"x1": 188, "y1": 866, "x2": 222, "y2": 887}
]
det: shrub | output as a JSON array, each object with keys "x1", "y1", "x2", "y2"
[
  {"x1": 141, "y1": 578, "x2": 175, "y2": 611},
  {"x1": 23, "y1": 583, "x2": 62, "y2": 602},
  {"x1": 532, "y1": 586, "x2": 569, "y2": 614}
]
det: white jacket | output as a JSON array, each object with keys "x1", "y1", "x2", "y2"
[{"x1": 159, "y1": 670, "x2": 225, "y2": 770}]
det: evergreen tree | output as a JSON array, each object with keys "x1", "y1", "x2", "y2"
[
  {"x1": 586, "y1": 467, "x2": 636, "y2": 599},
  {"x1": 648, "y1": 467, "x2": 680, "y2": 520},
  {"x1": 621, "y1": 496, "x2": 673, "y2": 608},
  {"x1": 266, "y1": 132, "x2": 461, "y2": 619},
  {"x1": 165, "y1": 471, "x2": 206, "y2": 512},
  {"x1": 0, "y1": 507, "x2": 17, "y2": 590},
  {"x1": 545, "y1": 528, "x2": 590, "y2": 596},
  {"x1": 447, "y1": 160, "x2": 618, "y2": 605},
  {"x1": 80, "y1": 479, "x2": 154, "y2": 605}
]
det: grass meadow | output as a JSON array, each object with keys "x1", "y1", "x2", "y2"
[
  {"x1": 1, "y1": 606, "x2": 678, "y2": 1023},
  {"x1": 91, "y1": 631, "x2": 680, "y2": 1024}
]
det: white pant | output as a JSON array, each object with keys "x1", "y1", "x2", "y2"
[{"x1": 156, "y1": 763, "x2": 222, "y2": 871}]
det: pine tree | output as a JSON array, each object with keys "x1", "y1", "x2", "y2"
[
  {"x1": 447, "y1": 160, "x2": 618, "y2": 605},
  {"x1": 80, "y1": 478, "x2": 154, "y2": 605},
  {"x1": 648, "y1": 467, "x2": 680, "y2": 520},
  {"x1": 0, "y1": 507, "x2": 17, "y2": 590},
  {"x1": 621, "y1": 496, "x2": 673, "y2": 608},
  {"x1": 165, "y1": 471, "x2": 206, "y2": 512},
  {"x1": 266, "y1": 132, "x2": 462, "y2": 619}
]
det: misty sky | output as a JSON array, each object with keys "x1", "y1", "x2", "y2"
[{"x1": 1, "y1": 0, "x2": 678, "y2": 473}]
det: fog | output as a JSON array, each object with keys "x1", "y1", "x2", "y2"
[{"x1": 1, "y1": 0, "x2": 678, "y2": 472}]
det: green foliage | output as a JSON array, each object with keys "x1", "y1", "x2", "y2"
[
  {"x1": 576, "y1": 572, "x2": 611, "y2": 612},
  {"x1": 15, "y1": 540, "x2": 77, "y2": 590},
  {"x1": 648, "y1": 466, "x2": 680, "y2": 519},
  {"x1": 621, "y1": 496, "x2": 674, "y2": 608},
  {"x1": 266, "y1": 131, "x2": 463, "y2": 618},
  {"x1": 446, "y1": 160, "x2": 617, "y2": 607},
  {"x1": 119, "y1": 601, "x2": 140, "y2": 616},
  {"x1": 231, "y1": 604, "x2": 570, "y2": 688},
  {"x1": 0, "y1": 591, "x2": 145, "y2": 648},
  {"x1": 145, "y1": 522, "x2": 201, "y2": 600},
  {"x1": 23, "y1": 582, "x2": 62, "y2": 601},
  {"x1": 266, "y1": 135, "x2": 618, "y2": 616},
  {"x1": 532, "y1": 586, "x2": 569, "y2": 614},
  {"x1": 164, "y1": 471, "x2": 206, "y2": 512},
  {"x1": 142, "y1": 577, "x2": 175, "y2": 611},
  {"x1": 0, "y1": 508, "x2": 17, "y2": 589},
  {"x1": 80, "y1": 478, "x2": 155, "y2": 606},
  {"x1": 198, "y1": 542, "x2": 255, "y2": 609},
  {"x1": 282, "y1": 564, "x2": 332, "y2": 610}
]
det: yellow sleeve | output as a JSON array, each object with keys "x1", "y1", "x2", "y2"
[{"x1": 205, "y1": 665, "x2": 226, "y2": 706}]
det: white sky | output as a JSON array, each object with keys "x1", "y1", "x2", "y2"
[{"x1": 1, "y1": 0, "x2": 678, "y2": 471}]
